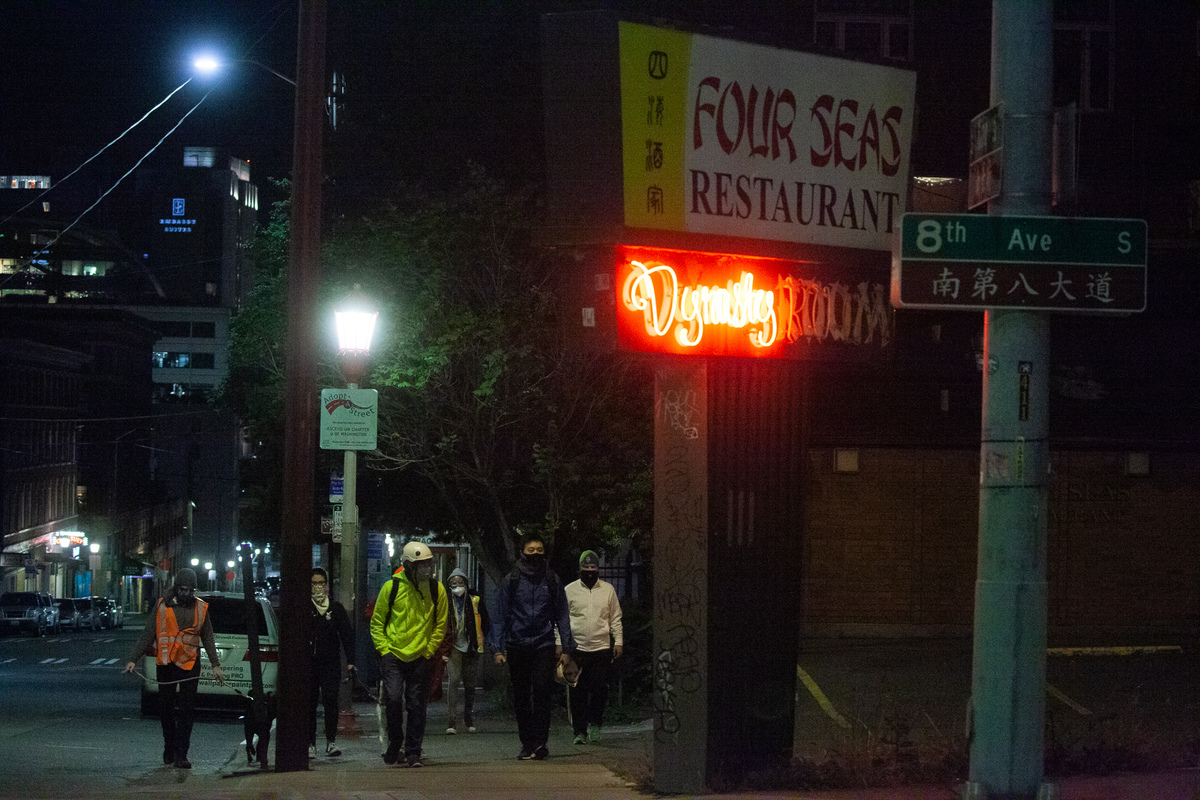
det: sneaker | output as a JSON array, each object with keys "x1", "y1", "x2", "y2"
[
  {"x1": 325, "y1": 742, "x2": 341, "y2": 757},
  {"x1": 533, "y1": 745, "x2": 549, "y2": 760},
  {"x1": 573, "y1": 733, "x2": 587, "y2": 745},
  {"x1": 445, "y1": 726, "x2": 457, "y2": 735},
  {"x1": 173, "y1": 756, "x2": 192, "y2": 769},
  {"x1": 588, "y1": 724, "x2": 600, "y2": 743},
  {"x1": 466, "y1": 724, "x2": 477, "y2": 733},
  {"x1": 382, "y1": 746, "x2": 400, "y2": 765},
  {"x1": 407, "y1": 755, "x2": 424, "y2": 768},
  {"x1": 517, "y1": 747, "x2": 536, "y2": 760},
  {"x1": 308, "y1": 745, "x2": 317, "y2": 759}
]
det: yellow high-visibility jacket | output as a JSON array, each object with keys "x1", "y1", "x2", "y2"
[{"x1": 370, "y1": 568, "x2": 447, "y2": 662}]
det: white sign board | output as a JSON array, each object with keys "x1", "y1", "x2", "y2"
[
  {"x1": 619, "y1": 22, "x2": 917, "y2": 252},
  {"x1": 319, "y1": 388, "x2": 378, "y2": 450}
]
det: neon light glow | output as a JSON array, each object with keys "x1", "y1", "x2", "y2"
[{"x1": 623, "y1": 261, "x2": 777, "y2": 348}]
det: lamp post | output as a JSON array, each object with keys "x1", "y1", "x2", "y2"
[
  {"x1": 333, "y1": 285, "x2": 377, "y2": 732},
  {"x1": 193, "y1": 55, "x2": 296, "y2": 87}
]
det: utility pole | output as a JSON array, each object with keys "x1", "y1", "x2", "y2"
[
  {"x1": 967, "y1": 2, "x2": 1053, "y2": 798},
  {"x1": 276, "y1": 0, "x2": 326, "y2": 773}
]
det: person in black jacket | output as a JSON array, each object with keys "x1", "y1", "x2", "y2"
[{"x1": 308, "y1": 567, "x2": 355, "y2": 758}]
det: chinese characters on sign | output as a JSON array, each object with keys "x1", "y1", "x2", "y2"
[{"x1": 892, "y1": 213, "x2": 1147, "y2": 313}]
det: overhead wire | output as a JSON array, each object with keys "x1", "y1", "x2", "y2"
[{"x1": 0, "y1": 78, "x2": 195, "y2": 227}]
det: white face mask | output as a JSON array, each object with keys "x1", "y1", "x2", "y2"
[{"x1": 452, "y1": 585, "x2": 467, "y2": 597}]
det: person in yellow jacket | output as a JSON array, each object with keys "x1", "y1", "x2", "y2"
[
  {"x1": 370, "y1": 541, "x2": 447, "y2": 767},
  {"x1": 123, "y1": 567, "x2": 224, "y2": 769}
]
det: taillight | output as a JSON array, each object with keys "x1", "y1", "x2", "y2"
[{"x1": 245, "y1": 644, "x2": 278, "y2": 663}]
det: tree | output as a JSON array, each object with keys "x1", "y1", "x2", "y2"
[{"x1": 224, "y1": 168, "x2": 652, "y2": 584}]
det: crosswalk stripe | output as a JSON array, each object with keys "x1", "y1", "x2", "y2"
[
  {"x1": 105, "y1": 658, "x2": 118, "y2": 665},
  {"x1": 53, "y1": 657, "x2": 68, "y2": 664},
  {"x1": 2, "y1": 658, "x2": 14, "y2": 664},
  {"x1": 40, "y1": 658, "x2": 55, "y2": 664},
  {"x1": 90, "y1": 658, "x2": 105, "y2": 665}
]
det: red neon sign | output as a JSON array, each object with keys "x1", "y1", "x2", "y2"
[{"x1": 615, "y1": 246, "x2": 893, "y2": 358}]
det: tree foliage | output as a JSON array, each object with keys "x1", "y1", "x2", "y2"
[{"x1": 224, "y1": 168, "x2": 652, "y2": 583}]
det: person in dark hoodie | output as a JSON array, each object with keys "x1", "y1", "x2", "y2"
[
  {"x1": 442, "y1": 567, "x2": 488, "y2": 735},
  {"x1": 123, "y1": 567, "x2": 224, "y2": 769},
  {"x1": 488, "y1": 533, "x2": 577, "y2": 760},
  {"x1": 308, "y1": 567, "x2": 355, "y2": 758}
]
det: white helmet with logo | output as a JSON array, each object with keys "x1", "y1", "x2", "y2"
[{"x1": 402, "y1": 541, "x2": 433, "y2": 563}]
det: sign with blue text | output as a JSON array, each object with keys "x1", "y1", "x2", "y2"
[
  {"x1": 319, "y1": 388, "x2": 378, "y2": 450},
  {"x1": 892, "y1": 213, "x2": 1146, "y2": 312}
]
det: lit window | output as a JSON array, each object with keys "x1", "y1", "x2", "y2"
[{"x1": 834, "y1": 449, "x2": 860, "y2": 473}]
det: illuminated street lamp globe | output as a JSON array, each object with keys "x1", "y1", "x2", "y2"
[{"x1": 334, "y1": 284, "x2": 378, "y2": 385}]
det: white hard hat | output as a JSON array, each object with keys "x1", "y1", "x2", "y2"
[{"x1": 402, "y1": 541, "x2": 433, "y2": 562}]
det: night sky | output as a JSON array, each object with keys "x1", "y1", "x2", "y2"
[{"x1": 2, "y1": 1, "x2": 553, "y2": 215}]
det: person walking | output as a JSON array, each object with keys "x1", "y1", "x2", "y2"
[
  {"x1": 442, "y1": 568, "x2": 488, "y2": 735},
  {"x1": 308, "y1": 567, "x2": 355, "y2": 759},
  {"x1": 562, "y1": 550, "x2": 623, "y2": 744},
  {"x1": 369, "y1": 541, "x2": 447, "y2": 767},
  {"x1": 488, "y1": 533, "x2": 577, "y2": 761},
  {"x1": 123, "y1": 567, "x2": 224, "y2": 769}
]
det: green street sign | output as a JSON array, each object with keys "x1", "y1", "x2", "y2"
[{"x1": 892, "y1": 213, "x2": 1146, "y2": 312}]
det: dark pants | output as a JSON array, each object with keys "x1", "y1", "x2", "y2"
[
  {"x1": 508, "y1": 644, "x2": 557, "y2": 750},
  {"x1": 380, "y1": 653, "x2": 429, "y2": 757},
  {"x1": 571, "y1": 648, "x2": 612, "y2": 735},
  {"x1": 309, "y1": 665, "x2": 341, "y2": 745},
  {"x1": 158, "y1": 662, "x2": 200, "y2": 759},
  {"x1": 446, "y1": 648, "x2": 480, "y2": 724}
]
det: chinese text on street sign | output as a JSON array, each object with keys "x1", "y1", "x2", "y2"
[{"x1": 891, "y1": 213, "x2": 1146, "y2": 313}]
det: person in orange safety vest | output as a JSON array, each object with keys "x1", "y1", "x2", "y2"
[{"x1": 124, "y1": 568, "x2": 224, "y2": 769}]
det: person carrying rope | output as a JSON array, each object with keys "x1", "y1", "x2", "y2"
[{"x1": 123, "y1": 568, "x2": 225, "y2": 769}]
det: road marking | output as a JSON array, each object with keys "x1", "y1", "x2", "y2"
[
  {"x1": 90, "y1": 658, "x2": 106, "y2": 665},
  {"x1": 40, "y1": 658, "x2": 55, "y2": 664},
  {"x1": 1048, "y1": 645, "x2": 1182, "y2": 657},
  {"x1": 1, "y1": 658, "x2": 15, "y2": 664},
  {"x1": 53, "y1": 657, "x2": 68, "y2": 664},
  {"x1": 1046, "y1": 683, "x2": 1092, "y2": 715},
  {"x1": 105, "y1": 658, "x2": 119, "y2": 665},
  {"x1": 797, "y1": 666, "x2": 851, "y2": 729}
]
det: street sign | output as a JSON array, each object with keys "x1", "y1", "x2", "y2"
[
  {"x1": 331, "y1": 504, "x2": 343, "y2": 544},
  {"x1": 892, "y1": 213, "x2": 1147, "y2": 313},
  {"x1": 968, "y1": 104, "x2": 1003, "y2": 209},
  {"x1": 329, "y1": 473, "x2": 344, "y2": 504},
  {"x1": 319, "y1": 388, "x2": 379, "y2": 450}
]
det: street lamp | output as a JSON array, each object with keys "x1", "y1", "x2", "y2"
[
  {"x1": 193, "y1": 54, "x2": 296, "y2": 87},
  {"x1": 333, "y1": 285, "x2": 377, "y2": 734}
]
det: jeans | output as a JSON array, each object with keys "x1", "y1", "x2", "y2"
[
  {"x1": 445, "y1": 648, "x2": 480, "y2": 725},
  {"x1": 308, "y1": 664, "x2": 341, "y2": 744},
  {"x1": 158, "y1": 662, "x2": 200, "y2": 758},
  {"x1": 507, "y1": 644, "x2": 557, "y2": 750},
  {"x1": 570, "y1": 648, "x2": 612, "y2": 735},
  {"x1": 380, "y1": 653, "x2": 429, "y2": 757}
]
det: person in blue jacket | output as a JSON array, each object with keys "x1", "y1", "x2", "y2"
[{"x1": 488, "y1": 533, "x2": 577, "y2": 760}]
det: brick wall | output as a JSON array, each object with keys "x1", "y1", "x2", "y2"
[{"x1": 802, "y1": 448, "x2": 1200, "y2": 634}]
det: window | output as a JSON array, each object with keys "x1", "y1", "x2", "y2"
[
  {"x1": 183, "y1": 147, "x2": 217, "y2": 167},
  {"x1": 151, "y1": 351, "x2": 191, "y2": 369},
  {"x1": 834, "y1": 449, "x2": 860, "y2": 473},
  {"x1": 1054, "y1": 0, "x2": 1114, "y2": 112},
  {"x1": 156, "y1": 321, "x2": 192, "y2": 338},
  {"x1": 814, "y1": 0, "x2": 912, "y2": 62},
  {"x1": 191, "y1": 353, "x2": 215, "y2": 369},
  {"x1": 192, "y1": 321, "x2": 216, "y2": 338}
]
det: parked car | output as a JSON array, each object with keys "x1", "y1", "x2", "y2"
[
  {"x1": 39, "y1": 594, "x2": 61, "y2": 634},
  {"x1": 108, "y1": 600, "x2": 124, "y2": 628},
  {"x1": 74, "y1": 597, "x2": 103, "y2": 632},
  {"x1": 92, "y1": 597, "x2": 124, "y2": 629},
  {"x1": 140, "y1": 592, "x2": 280, "y2": 714},
  {"x1": 55, "y1": 598, "x2": 82, "y2": 631},
  {"x1": 0, "y1": 592, "x2": 55, "y2": 636}
]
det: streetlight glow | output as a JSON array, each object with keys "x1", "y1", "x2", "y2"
[
  {"x1": 89, "y1": 543, "x2": 100, "y2": 554},
  {"x1": 193, "y1": 55, "x2": 221, "y2": 75},
  {"x1": 334, "y1": 285, "x2": 378, "y2": 356},
  {"x1": 191, "y1": 558, "x2": 200, "y2": 566}
]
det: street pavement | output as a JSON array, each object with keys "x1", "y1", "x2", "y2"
[{"x1": 2, "y1": 615, "x2": 1196, "y2": 799}]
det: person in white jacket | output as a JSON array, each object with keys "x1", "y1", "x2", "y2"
[{"x1": 561, "y1": 550, "x2": 623, "y2": 744}]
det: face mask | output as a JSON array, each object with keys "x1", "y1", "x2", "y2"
[
  {"x1": 312, "y1": 585, "x2": 327, "y2": 601},
  {"x1": 175, "y1": 586, "x2": 195, "y2": 607},
  {"x1": 411, "y1": 561, "x2": 434, "y2": 580},
  {"x1": 452, "y1": 585, "x2": 467, "y2": 597},
  {"x1": 580, "y1": 570, "x2": 599, "y2": 588},
  {"x1": 523, "y1": 552, "x2": 546, "y2": 569}
]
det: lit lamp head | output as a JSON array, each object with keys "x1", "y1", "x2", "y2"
[
  {"x1": 334, "y1": 284, "x2": 378, "y2": 385},
  {"x1": 89, "y1": 543, "x2": 100, "y2": 554}
]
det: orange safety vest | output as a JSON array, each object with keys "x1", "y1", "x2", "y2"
[{"x1": 156, "y1": 598, "x2": 209, "y2": 670}]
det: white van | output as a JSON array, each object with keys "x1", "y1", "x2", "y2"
[{"x1": 140, "y1": 592, "x2": 279, "y2": 714}]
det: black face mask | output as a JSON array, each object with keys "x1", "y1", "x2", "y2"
[
  {"x1": 580, "y1": 570, "x2": 599, "y2": 588},
  {"x1": 175, "y1": 586, "x2": 196, "y2": 607},
  {"x1": 523, "y1": 553, "x2": 546, "y2": 570}
]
